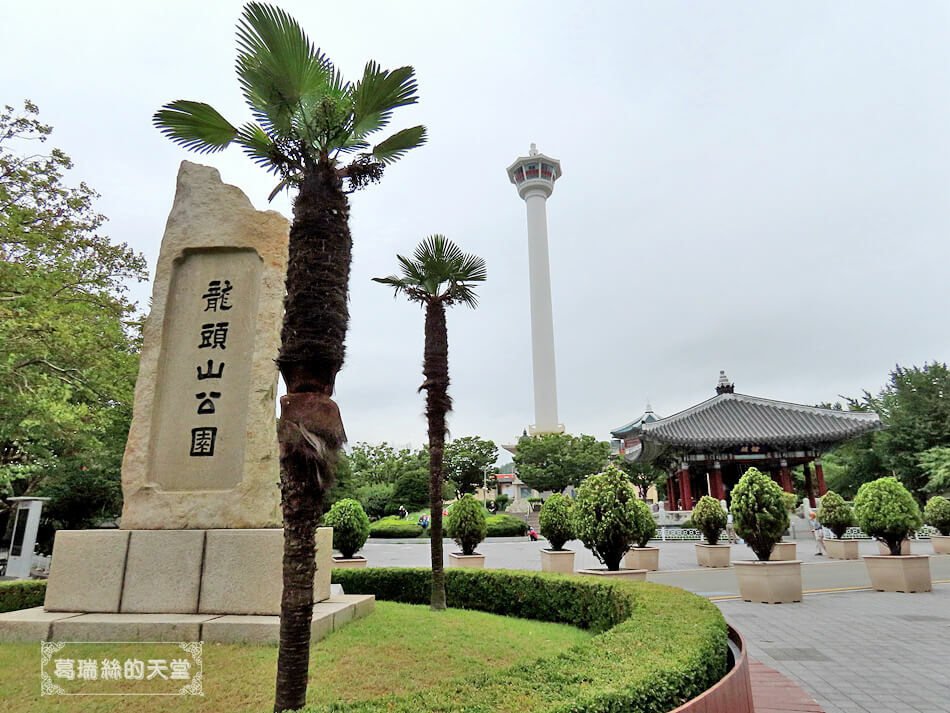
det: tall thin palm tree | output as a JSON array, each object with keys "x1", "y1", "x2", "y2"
[
  {"x1": 152, "y1": 4, "x2": 425, "y2": 711},
  {"x1": 374, "y1": 235, "x2": 486, "y2": 610}
]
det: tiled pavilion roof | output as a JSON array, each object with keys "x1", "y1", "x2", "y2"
[{"x1": 632, "y1": 392, "x2": 882, "y2": 449}]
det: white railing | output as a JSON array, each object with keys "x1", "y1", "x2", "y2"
[{"x1": 839, "y1": 525, "x2": 937, "y2": 540}]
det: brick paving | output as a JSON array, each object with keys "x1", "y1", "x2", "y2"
[
  {"x1": 717, "y1": 585, "x2": 950, "y2": 713},
  {"x1": 750, "y1": 660, "x2": 825, "y2": 713}
]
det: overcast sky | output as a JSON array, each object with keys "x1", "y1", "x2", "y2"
[{"x1": 4, "y1": 1, "x2": 949, "y2": 454}]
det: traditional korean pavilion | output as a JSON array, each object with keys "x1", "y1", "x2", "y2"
[{"x1": 611, "y1": 371, "x2": 883, "y2": 510}]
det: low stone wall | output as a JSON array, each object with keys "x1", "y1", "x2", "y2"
[{"x1": 669, "y1": 626, "x2": 754, "y2": 713}]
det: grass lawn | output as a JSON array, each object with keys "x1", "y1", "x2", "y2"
[{"x1": 0, "y1": 601, "x2": 591, "y2": 713}]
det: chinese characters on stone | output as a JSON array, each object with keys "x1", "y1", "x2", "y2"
[{"x1": 189, "y1": 279, "x2": 235, "y2": 458}]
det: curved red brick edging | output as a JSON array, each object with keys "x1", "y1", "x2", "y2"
[{"x1": 669, "y1": 625, "x2": 754, "y2": 713}]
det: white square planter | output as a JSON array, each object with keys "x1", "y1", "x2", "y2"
[
  {"x1": 332, "y1": 556, "x2": 368, "y2": 569},
  {"x1": 877, "y1": 539, "x2": 911, "y2": 555},
  {"x1": 824, "y1": 539, "x2": 859, "y2": 560},
  {"x1": 577, "y1": 568, "x2": 646, "y2": 580},
  {"x1": 624, "y1": 547, "x2": 659, "y2": 571},
  {"x1": 448, "y1": 553, "x2": 485, "y2": 568},
  {"x1": 540, "y1": 549, "x2": 575, "y2": 574},
  {"x1": 768, "y1": 542, "x2": 797, "y2": 561},
  {"x1": 863, "y1": 554, "x2": 931, "y2": 592},
  {"x1": 933, "y1": 534, "x2": 950, "y2": 555},
  {"x1": 734, "y1": 560, "x2": 802, "y2": 603},
  {"x1": 695, "y1": 544, "x2": 731, "y2": 568}
]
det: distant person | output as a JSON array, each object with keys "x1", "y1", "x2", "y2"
[
  {"x1": 725, "y1": 506, "x2": 738, "y2": 544},
  {"x1": 418, "y1": 514, "x2": 429, "y2": 528},
  {"x1": 397, "y1": 505, "x2": 407, "y2": 520},
  {"x1": 487, "y1": 500, "x2": 497, "y2": 514},
  {"x1": 527, "y1": 526, "x2": 539, "y2": 542},
  {"x1": 810, "y1": 511, "x2": 826, "y2": 556}
]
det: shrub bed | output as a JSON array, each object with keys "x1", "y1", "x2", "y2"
[
  {"x1": 368, "y1": 520, "x2": 424, "y2": 538},
  {"x1": 0, "y1": 580, "x2": 46, "y2": 613},
  {"x1": 486, "y1": 514, "x2": 528, "y2": 537},
  {"x1": 328, "y1": 567, "x2": 728, "y2": 713}
]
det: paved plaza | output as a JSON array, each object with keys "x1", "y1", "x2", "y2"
[{"x1": 361, "y1": 537, "x2": 950, "y2": 713}]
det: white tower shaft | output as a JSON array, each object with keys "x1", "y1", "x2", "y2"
[{"x1": 524, "y1": 190, "x2": 561, "y2": 434}]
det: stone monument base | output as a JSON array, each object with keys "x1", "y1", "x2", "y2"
[
  {"x1": 42, "y1": 527, "x2": 333, "y2": 615},
  {"x1": 0, "y1": 594, "x2": 375, "y2": 644}
]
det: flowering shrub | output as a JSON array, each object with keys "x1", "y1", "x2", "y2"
[
  {"x1": 571, "y1": 465, "x2": 640, "y2": 570},
  {"x1": 323, "y1": 499, "x2": 371, "y2": 558},
  {"x1": 692, "y1": 496, "x2": 727, "y2": 545},
  {"x1": 853, "y1": 477, "x2": 922, "y2": 556},
  {"x1": 816, "y1": 490, "x2": 854, "y2": 539},
  {"x1": 446, "y1": 494, "x2": 487, "y2": 555},
  {"x1": 924, "y1": 496, "x2": 950, "y2": 536},
  {"x1": 730, "y1": 467, "x2": 789, "y2": 561},
  {"x1": 539, "y1": 493, "x2": 574, "y2": 550}
]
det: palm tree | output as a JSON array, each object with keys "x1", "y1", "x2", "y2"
[
  {"x1": 374, "y1": 235, "x2": 486, "y2": 610},
  {"x1": 152, "y1": 5, "x2": 425, "y2": 711}
]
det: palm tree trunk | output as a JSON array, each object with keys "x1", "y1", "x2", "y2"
[
  {"x1": 273, "y1": 161, "x2": 350, "y2": 713},
  {"x1": 423, "y1": 300, "x2": 451, "y2": 611}
]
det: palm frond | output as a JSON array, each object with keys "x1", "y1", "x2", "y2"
[
  {"x1": 457, "y1": 253, "x2": 488, "y2": 283},
  {"x1": 447, "y1": 283, "x2": 480, "y2": 308},
  {"x1": 379, "y1": 235, "x2": 486, "y2": 305},
  {"x1": 152, "y1": 101, "x2": 238, "y2": 154},
  {"x1": 235, "y1": 2, "x2": 332, "y2": 139},
  {"x1": 351, "y1": 63, "x2": 419, "y2": 132},
  {"x1": 235, "y1": 122, "x2": 287, "y2": 175},
  {"x1": 371, "y1": 126, "x2": 427, "y2": 166}
]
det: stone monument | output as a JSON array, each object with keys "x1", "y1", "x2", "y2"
[{"x1": 0, "y1": 163, "x2": 373, "y2": 644}]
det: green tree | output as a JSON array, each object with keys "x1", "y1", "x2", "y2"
[
  {"x1": 852, "y1": 363, "x2": 950, "y2": 502},
  {"x1": 445, "y1": 493, "x2": 487, "y2": 556},
  {"x1": 853, "y1": 476, "x2": 922, "y2": 555},
  {"x1": 538, "y1": 493, "x2": 573, "y2": 550},
  {"x1": 444, "y1": 436, "x2": 498, "y2": 497},
  {"x1": 730, "y1": 467, "x2": 790, "y2": 561},
  {"x1": 346, "y1": 442, "x2": 428, "y2": 487},
  {"x1": 374, "y1": 235, "x2": 486, "y2": 611},
  {"x1": 152, "y1": 5, "x2": 426, "y2": 709},
  {"x1": 816, "y1": 490, "x2": 854, "y2": 539},
  {"x1": 322, "y1": 498, "x2": 370, "y2": 559},
  {"x1": 916, "y1": 447, "x2": 950, "y2": 495},
  {"x1": 390, "y1": 467, "x2": 430, "y2": 510},
  {"x1": 513, "y1": 433, "x2": 609, "y2": 494},
  {"x1": 0, "y1": 101, "x2": 146, "y2": 525},
  {"x1": 692, "y1": 496, "x2": 727, "y2": 545},
  {"x1": 571, "y1": 464, "x2": 641, "y2": 571},
  {"x1": 615, "y1": 459, "x2": 666, "y2": 500}
]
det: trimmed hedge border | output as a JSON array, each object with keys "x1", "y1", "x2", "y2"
[
  {"x1": 0, "y1": 580, "x2": 46, "y2": 613},
  {"x1": 369, "y1": 521, "x2": 424, "y2": 538},
  {"x1": 326, "y1": 567, "x2": 728, "y2": 713},
  {"x1": 486, "y1": 514, "x2": 529, "y2": 537}
]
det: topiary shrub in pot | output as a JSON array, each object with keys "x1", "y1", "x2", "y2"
[
  {"x1": 692, "y1": 495, "x2": 730, "y2": 568},
  {"x1": 324, "y1": 498, "x2": 371, "y2": 567},
  {"x1": 538, "y1": 493, "x2": 576, "y2": 573},
  {"x1": 624, "y1": 498, "x2": 660, "y2": 571},
  {"x1": 816, "y1": 490, "x2": 857, "y2": 560},
  {"x1": 446, "y1": 494, "x2": 487, "y2": 567},
  {"x1": 730, "y1": 467, "x2": 801, "y2": 603},
  {"x1": 855, "y1": 477, "x2": 930, "y2": 592},
  {"x1": 924, "y1": 495, "x2": 950, "y2": 554},
  {"x1": 572, "y1": 465, "x2": 646, "y2": 579}
]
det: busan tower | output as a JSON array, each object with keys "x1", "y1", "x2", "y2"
[{"x1": 506, "y1": 144, "x2": 565, "y2": 436}]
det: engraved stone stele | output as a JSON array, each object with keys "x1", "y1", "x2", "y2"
[
  {"x1": 18, "y1": 163, "x2": 344, "y2": 640},
  {"x1": 121, "y1": 160, "x2": 288, "y2": 530}
]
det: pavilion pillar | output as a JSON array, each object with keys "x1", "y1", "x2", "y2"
[
  {"x1": 803, "y1": 462, "x2": 817, "y2": 508},
  {"x1": 678, "y1": 462, "x2": 694, "y2": 510},
  {"x1": 814, "y1": 457, "x2": 827, "y2": 496},
  {"x1": 779, "y1": 458, "x2": 793, "y2": 493},
  {"x1": 711, "y1": 460, "x2": 725, "y2": 501},
  {"x1": 666, "y1": 476, "x2": 678, "y2": 511}
]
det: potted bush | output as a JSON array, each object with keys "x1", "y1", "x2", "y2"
[
  {"x1": 538, "y1": 493, "x2": 576, "y2": 573},
  {"x1": 571, "y1": 465, "x2": 646, "y2": 579},
  {"x1": 730, "y1": 467, "x2": 801, "y2": 603},
  {"x1": 324, "y1": 499, "x2": 371, "y2": 567},
  {"x1": 855, "y1": 477, "x2": 930, "y2": 592},
  {"x1": 816, "y1": 490, "x2": 857, "y2": 560},
  {"x1": 767, "y1": 492, "x2": 798, "y2": 561},
  {"x1": 624, "y1": 498, "x2": 660, "y2": 571},
  {"x1": 924, "y1": 495, "x2": 950, "y2": 554},
  {"x1": 446, "y1": 494, "x2": 487, "y2": 567},
  {"x1": 691, "y1": 495, "x2": 730, "y2": 568}
]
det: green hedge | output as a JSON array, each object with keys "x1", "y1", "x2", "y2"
[
  {"x1": 327, "y1": 568, "x2": 727, "y2": 713},
  {"x1": 0, "y1": 580, "x2": 47, "y2": 613},
  {"x1": 369, "y1": 520, "x2": 424, "y2": 538},
  {"x1": 486, "y1": 514, "x2": 528, "y2": 537}
]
